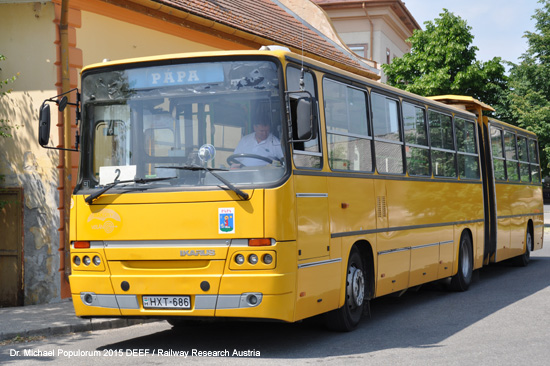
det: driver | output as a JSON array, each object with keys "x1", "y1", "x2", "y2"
[{"x1": 232, "y1": 119, "x2": 283, "y2": 167}]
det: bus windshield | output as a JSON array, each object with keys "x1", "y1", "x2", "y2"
[{"x1": 77, "y1": 59, "x2": 286, "y2": 194}]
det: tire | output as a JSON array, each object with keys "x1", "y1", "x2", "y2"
[
  {"x1": 514, "y1": 228, "x2": 532, "y2": 267},
  {"x1": 449, "y1": 233, "x2": 473, "y2": 292},
  {"x1": 326, "y1": 247, "x2": 366, "y2": 332}
]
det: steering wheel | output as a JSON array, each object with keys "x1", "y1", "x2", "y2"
[{"x1": 227, "y1": 153, "x2": 274, "y2": 167}]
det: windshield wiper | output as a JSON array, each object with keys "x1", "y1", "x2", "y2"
[
  {"x1": 85, "y1": 176, "x2": 176, "y2": 204},
  {"x1": 157, "y1": 165, "x2": 249, "y2": 200}
]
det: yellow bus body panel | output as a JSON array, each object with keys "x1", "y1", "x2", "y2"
[
  {"x1": 75, "y1": 190, "x2": 263, "y2": 241},
  {"x1": 69, "y1": 192, "x2": 299, "y2": 322},
  {"x1": 494, "y1": 183, "x2": 544, "y2": 261}
]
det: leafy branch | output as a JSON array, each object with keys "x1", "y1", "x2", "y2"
[{"x1": 1, "y1": 54, "x2": 19, "y2": 139}]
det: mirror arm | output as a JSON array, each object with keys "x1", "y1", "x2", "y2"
[
  {"x1": 40, "y1": 145, "x2": 79, "y2": 152},
  {"x1": 47, "y1": 87, "x2": 79, "y2": 104},
  {"x1": 38, "y1": 88, "x2": 81, "y2": 152}
]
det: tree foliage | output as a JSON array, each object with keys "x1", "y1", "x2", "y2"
[
  {"x1": 382, "y1": 9, "x2": 507, "y2": 110},
  {"x1": 506, "y1": 0, "x2": 550, "y2": 177},
  {"x1": 0, "y1": 54, "x2": 18, "y2": 139}
]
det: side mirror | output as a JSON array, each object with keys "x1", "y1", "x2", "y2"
[
  {"x1": 288, "y1": 91, "x2": 317, "y2": 142},
  {"x1": 37, "y1": 88, "x2": 80, "y2": 152},
  {"x1": 296, "y1": 97, "x2": 317, "y2": 140},
  {"x1": 38, "y1": 103, "x2": 51, "y2": 147}
]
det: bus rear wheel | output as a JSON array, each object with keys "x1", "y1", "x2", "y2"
[
  {"x1": 449, "y1": 233, "x2": 473, "y2": 292},
  {"x1": 514, "y1": 228, "x2": 532, "y2": 267},
  {"x1": 325, "y1": 247, "x2": 366, "y2": 331}
]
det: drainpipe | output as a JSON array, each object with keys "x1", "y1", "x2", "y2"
[
  {"x1": 362, "y1": 2, "x2": 374, "y2": 62},
  {"x1": 59, "y1": 0, "x2": 72, "y2": 281}
]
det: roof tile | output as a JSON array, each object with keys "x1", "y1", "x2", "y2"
[{"x1": 155, "y1": 0, "x2": 378, "y2": 78}]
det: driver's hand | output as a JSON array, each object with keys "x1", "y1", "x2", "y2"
[{"x1": 230, "y1": 163, "x2": 242, "y2": 169}]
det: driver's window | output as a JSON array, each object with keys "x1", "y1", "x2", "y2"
[
  {"x1": 286, "y1": 66, "x2": 322, "y2": 169},
  {"x1": 92, "y1": 105, "x2": 131, "y2": 181}
]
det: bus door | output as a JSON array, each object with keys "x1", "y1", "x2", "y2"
[
  {"x1": 294, "y1": 174, "x2": 330, "y2": 260},
  {"x1": 479, "y1": 120, "x2": 497, "y2": 263},
  {"x1": 488, "y1": 122, "x2": 509, "y2": 261}
]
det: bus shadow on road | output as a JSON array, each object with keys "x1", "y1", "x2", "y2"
[{"x1": 97, "y1": 255, "x2": 550, "y2": 359}]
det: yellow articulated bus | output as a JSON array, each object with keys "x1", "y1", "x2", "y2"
[{"x1": 38, "y1": 48, "x2": 543, "y2": 331}]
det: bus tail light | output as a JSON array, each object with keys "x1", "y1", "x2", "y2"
[
  {"x1": 248, "y1": 239, "x2": 271, "y2": 247},
  {"x1": 74, "y1": 241, "x2": 90, "y2": 249}
]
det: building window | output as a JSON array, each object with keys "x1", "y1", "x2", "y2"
[
  {"x1": 348, "y1": 44, "x2": 368, "y2": 59},
  {"x1": 386, "y1": 48, "x2": 391, "y2": 64}
]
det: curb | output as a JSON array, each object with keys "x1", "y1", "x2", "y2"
[{"x1": 0, "y1": 318, "x2": 159, "y2": 342}]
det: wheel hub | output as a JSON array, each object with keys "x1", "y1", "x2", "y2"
[{"x1": 347, "y1": 265, "x2": 365, "y2": 308}]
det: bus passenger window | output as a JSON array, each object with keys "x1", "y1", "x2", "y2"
[
  {"x1": 428, "y1": 111, "x2": 456, "y2": 178},
  {"x1": 490, "y1": 126, "x2": 506, "y2": 181},
  {"x1": 324, "y1": 78, "x2": 372, "y2": 172},
  {"x1": 504, "y1": 130, "x2": 519, "y2": 181},
  {"x1": 528, "y1": 139, "x2": 541, "y2": 183},
  {"x1": 403, "y1": 102, "x2": 429, "y2": 176},
  {"x1": 372, "y1": 92, "x2": 403, "y2": 174},
  {"x1": 456, "y1": 118, "x2": 479, "y2": 180},
  {"x1": 517, "y1": 136, "x2": 530, "y2": 183},
  {"x1": 287, "y1": 66, "x2": 322, "y2": 169}
]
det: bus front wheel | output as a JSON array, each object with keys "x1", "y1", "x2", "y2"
[
  {"x1": 325, "y1": 247, "x2": 366, "y2": 331},
  {"x1": 449, "y1": 233, "x2": 473, "y2": 292}
]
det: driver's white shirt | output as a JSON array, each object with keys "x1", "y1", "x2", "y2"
[{"x1": 233, "y1": 133, "x2": 283, "y2": 166}]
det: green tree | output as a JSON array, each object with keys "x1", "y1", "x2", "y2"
[
  {"x1": 382, "y1": 9, "x2": 507, "y2": 110},
  {"x1": 1, "y1": 53, "x2": 18, "y2": 204},
  {"x1": 0, "y1": 54, "x2": 18, "y2": 139},
  {"x1": 506, "y1": 0, "x2": 550, "y2": 177}
]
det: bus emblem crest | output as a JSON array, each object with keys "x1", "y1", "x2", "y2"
[{"x1": 219, "y1": 208, "x2": 235, "y2": 234}]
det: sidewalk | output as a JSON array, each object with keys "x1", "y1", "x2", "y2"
[{"x1": 0, "y1": 299, "x2": 158, "y2": 342}]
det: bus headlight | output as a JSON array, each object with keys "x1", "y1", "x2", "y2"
[
  {"x1": 93, "y1": 255, "x2": 101, "y2": 266},
  {"x1": 235, "y1": 254, "x2": 245, "y2": 265},
  {"x1": 248, "y1": 254, "x2": 258, "y2": 265},
  {"x1": 83, "y1": 256, "x2": 91, "y2": 266},
  {"x1": 262, "y1": 253, "x2": 273, "y2": 265}
]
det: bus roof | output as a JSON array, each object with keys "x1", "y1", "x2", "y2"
[
  {"x1": 81, "y1": 49, "x2": 380, "y2": 80},
  {"x1": 427, "y1": 95, "x2": 495, "y2": 113}
]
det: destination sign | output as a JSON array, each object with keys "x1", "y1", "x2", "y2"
[{"x1": 126, "y1": 63, "x2": 224, "y2": 89}]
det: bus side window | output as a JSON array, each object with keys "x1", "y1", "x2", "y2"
[
  {"x1": 428, "y1": 110, "x2": 456, "y2": 178},
  {"x1": 455, "y1": 118, "x2": 480, "y2": 180},
  {"x1": 403, "y1": 102, "x2": 429, "y2": 176},
  {"x1": 528, "y1": 139, "x2": 541, "y2": 183},
  {"x1": 286, "y1": 65, "x2": 322, "y2": 169},
  {"x1": 490, "y1": 126, "x2": 506, "y2": 181},
  {"x1": 517, "y1": 136, "x2": 530, "y2": 183},
  {"x1": 372, "y1": 92, "x2": 403, "y2": 174},
  {"x1": 504, "y1": 130, "x2": 519, "y2": 182},
  {"x1": 324, "y1": 78, "x2": 372, "y2": 172}
]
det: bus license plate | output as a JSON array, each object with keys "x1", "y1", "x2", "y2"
[{"x1": 142, "y1": 295, "x2": 191, "y2": 309}]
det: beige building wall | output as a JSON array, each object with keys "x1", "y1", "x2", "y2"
[
  {"x1": 0, "y1": 2, "x2": 62, "y2": 305},
  {"x1": 321, "y1": 6, "x2": 415, "y2": 81},
  {"x1": 77, "y1": 11, "x2": 221, "y2": 69}
]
